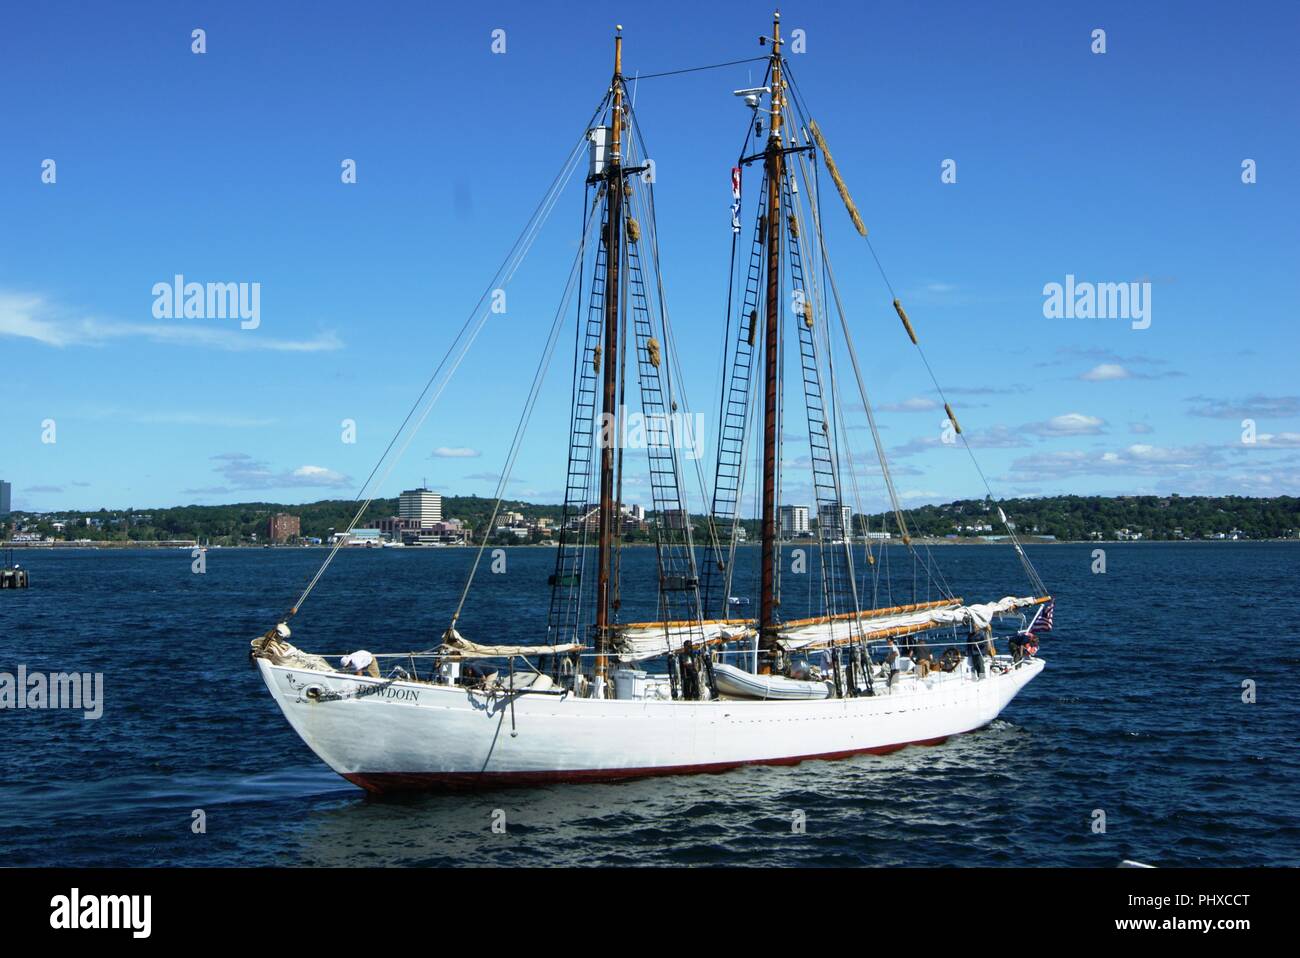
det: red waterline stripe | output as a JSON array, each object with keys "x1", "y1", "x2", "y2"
[{"x1": 340, "y1": 735, "x2": 951, "y2": 794}]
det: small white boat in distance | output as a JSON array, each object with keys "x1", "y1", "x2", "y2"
[{"x1": 712, "y1": 661, "x2": 831, "y2": 700}]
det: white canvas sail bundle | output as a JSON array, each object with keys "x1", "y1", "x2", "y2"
[
  {"x1": 777, "y1": 596, "x2": 1044, "y2": 651},
  {"x1": 439, "y1": 629, "x2": 585, "y2": 660},
  {"x1": 614, "y1": 620, "x2": 757, "y2": 662}
]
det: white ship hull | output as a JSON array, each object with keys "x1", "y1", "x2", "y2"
[{"x1": 257, "y1": 656, "x2": 1045, "y2": 793}]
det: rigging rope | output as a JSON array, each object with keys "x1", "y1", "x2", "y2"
[
  {"x1": 282, "y1": 94, "x2": 610, "y2": 622},
  {"x1": 780, "y1": 159, "x2": 865, "y2": 625},
  {"x1": 781, "y1": 59, "x2": 1045, "y2": 598},
  {"x1": 787, "y1": 120, "x2": 956, "y2": 601},
  {"x1": 628, "y1": 55, "x2": 768, "y2": 81},
  {"x1": 447, "y1": 190, "x2": 605, "y2": 632},
  {"x1": 621, "y1": 87, "x2": 716, "y2": 644},
  {"x1": 623, "y1": 87, "x2": 725, "y2": 596}
]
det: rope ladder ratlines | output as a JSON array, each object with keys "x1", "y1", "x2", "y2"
[{"x1": 780, "y1": 57, "x2": 1047, "y2": 600}]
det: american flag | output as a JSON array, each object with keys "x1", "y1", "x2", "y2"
[
  {"x1": 1030, "y1": 600, "x2": 1054, "y2": 634},
  {"x1": 730, "y1": 167, "x2": 742, "y2": 233}
]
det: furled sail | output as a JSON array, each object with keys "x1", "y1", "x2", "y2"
[
  {"x1": 776, "y1": 596, "x2": 1050, "y2": 652},
  {"x1": 614, "y1": 619, "x2": 757, "y2": 662},
  {"x1": 440, "y1": 629, "x2": 585, "y2": 660}
]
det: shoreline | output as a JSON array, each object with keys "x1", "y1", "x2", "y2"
[{"x1": 4, "y1": 537, "x2": 1296, "y2": 551}]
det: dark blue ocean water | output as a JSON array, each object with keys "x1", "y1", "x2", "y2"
[{"x1": 1, "y1": 542, "x2": 1296, "y2": 867}]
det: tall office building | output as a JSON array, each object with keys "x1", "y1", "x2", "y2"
[
  {"x1": 817, "y1": 503, "x2": 853, "y2": 537},
  {"x1": 779, "y1": 504, "x2": 809, "y2": 536},
  {"x1": 0, "y1": 480, "x2": 11, "y2": 516},
  {"x1": 399, "y1": 488, "x2": 443, "y2": 527}
]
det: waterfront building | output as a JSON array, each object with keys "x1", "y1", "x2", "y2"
[
  {"x1": 399, "y1": 488, "x2": 443, "y2": 526},
  {"x1": 779, "y1": 504, "x2": 810, "y2": 536},
  {"x1": 333, "y1": 528, "x2": 382, "y2": 546},
  {"x1": 817, "y1": 503, "x2": 853, "y2": 537},
  {"x1": 267, "y1": 513, "x2": 301, "y2": 543},
  {"x1": 661, "y1": 508, "x2": 689, "y2": 530}
]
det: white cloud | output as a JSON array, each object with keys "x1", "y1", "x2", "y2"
[
  {"x1": 292, "y1": 465, "x2": 348, "y2": 483},
  {"x1": 1187, "y1": 394, "x2": 1300, "y2": 419},
  {"x1": 1027, "y1": 413, "x2": 1107, "y2": 437},
  {"x1": 898, "y1": 489, "x2": 941, "y2": 501},
  {"x1": 880, "y1": 397, "x2": 939, "y2": 413},
  {"x1": 1002, "y1": 442, "x2": 1227, "y2": 482},
  {"x1": 432, "y1": 447, "x2": 482, "y2": 458},
  {"x1": 0, "y1": 291, "x2": 342, "y2": 352},
  {"x1": 1080, "y1": 363, "x2": 1131, "y2": 381},
  {"x1": 462, "y1": 471, "x2": 524, "y2": 484},
  {"x1": 182, "y1": 453, "x2": 352, "y2": 494},
  {"x1": 1252, "y1": 432, "x2": 1300, "y2": 448}
]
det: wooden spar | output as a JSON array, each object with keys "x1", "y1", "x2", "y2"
[
  {"x1": 779, "y1": 597, "x2": 965, "y2": 629},
  {"x1": 785, "y1": 620, "x2": 950, "y2": 651},
  {"x1": 594, "y1": 26, "x2": 625, "y2": 687},
  {"x1": 619, "y1": 598, "x2": 967, "y2": 631},
  {"x1": 617, "y1": 617, "x2": 757, "y2": 630},
  {"x1": 758, "y1": 11, "x2": 784, "y2": 668}
]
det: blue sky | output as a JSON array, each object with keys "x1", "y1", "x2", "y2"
[{"x1": 2, "y1": 0, "x2": 1297, "y2": 515}]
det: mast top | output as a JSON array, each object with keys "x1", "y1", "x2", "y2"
[
  {"x1": 760, "y1": 11, "x2": 783, "y2": 50},
  {"x1": 611, "y1": 26, "x2": 624, "y2": 162},
  {"x1": 766, "y1": 13, "x2": 782, "y2": 143}
]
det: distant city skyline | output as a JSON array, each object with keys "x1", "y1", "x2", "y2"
[{"x1": 2, "y1": 1, "x2": 1296, "y2": 514}]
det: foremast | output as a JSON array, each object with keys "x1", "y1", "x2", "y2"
[
  {"x1": 544, "y1": 27, "x2": 708, "y2": 697},
  {"x1": 594, "y1": 26, "x2": 626, "y2": 690},
  {"x1": 758, "y1": 12, "x2": 785, "y2": 670}
]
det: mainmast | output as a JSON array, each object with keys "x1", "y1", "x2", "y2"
[
  {"x1": 594, "y1": 26, "x2": 625, "y2": 690},
  {"x1": 758, "y1": 12, "x2": 784, "y2": 668}
]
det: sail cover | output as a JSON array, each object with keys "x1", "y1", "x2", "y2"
[
  {"x1": 440, "y1": 629, "x2": 585, "y2": 659},
  {"x1": 776, "y1": 596, "x2": 1045, "y2": 651},
  {"x1": 614, "y1": 620, "x2": 757, "y2": 662}
]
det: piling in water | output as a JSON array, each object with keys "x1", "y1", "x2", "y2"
[{"x1": 1, "y1": 568, "x2": 29, "y2": 589}]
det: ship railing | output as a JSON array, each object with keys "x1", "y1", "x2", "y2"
[{"x1": 328, "y1": 641, "x2": 1039, "y2": 692}]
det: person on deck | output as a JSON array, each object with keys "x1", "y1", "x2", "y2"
[
  {"x1": 884, "y1": 639, "x2": 900, "y2": 671},
  {"x1": 341, "y1": 650, "x2": 380, "y2": 678},
  {"x1": 911, "y1": 637, "x2": 933, "y2": 677},
  {"x1": 965, "y1": 629, "x2": 985, "y2": 678}
]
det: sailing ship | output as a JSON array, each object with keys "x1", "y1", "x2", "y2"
[{"x1": 252, "y1": 15, "x2": 1055, "y2": 793}]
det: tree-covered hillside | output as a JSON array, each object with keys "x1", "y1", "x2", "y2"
[{"x1": 4, "y1": 494, "x2": 1298, "y2": 544}]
